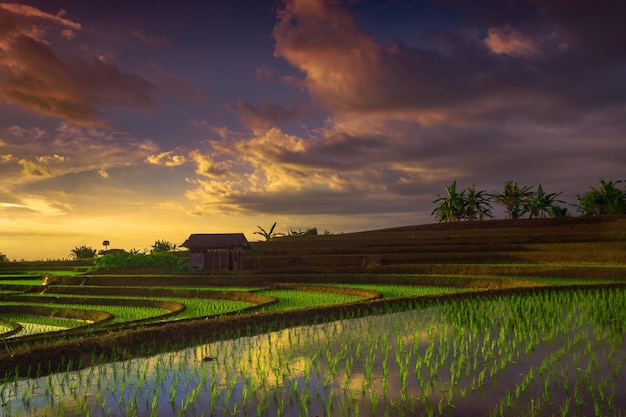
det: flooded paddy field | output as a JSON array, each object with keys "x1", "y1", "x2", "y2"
[{"x1": 3, "y1": 286, "x2": 626, "y2": 417}]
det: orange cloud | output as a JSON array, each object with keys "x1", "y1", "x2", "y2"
[
  {"x1": 273, "y1": 0, "x2": 383, "y2": 113},
  {"x1": 484, "y1": 25, "x2": 540, "y2": 57},
  {"x1": 1, "y1": 122, "x2": 159, "y2": 187},
  {"x1": 0, "y1": 4, "x2": 156, "y2": 125},
  {"x1": 146, "y1": 151, "x2": 187, "y2": 167},
  {"x1": 18, "y1": 159, "x2": 52, "y2": 177},
  {"x1": 189, "y1": 150, "x2": 228, "y2": 178}
]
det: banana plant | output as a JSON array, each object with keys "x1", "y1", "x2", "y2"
[{"x1": 254, "y1": 222, "x2": 284, "y2": 241}]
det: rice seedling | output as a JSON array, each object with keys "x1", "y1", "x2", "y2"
[{"x1": 3, "y1": 286, "x2": 626, "y2": 416}]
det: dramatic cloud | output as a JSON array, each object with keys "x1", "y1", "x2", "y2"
[
  {"x1": 179, "y1": 0, "x2": 626, "y2": 217},
  {"x1": 227, "y1": 101, "x2": 304, "y2": 134},
  {"x1": 2, "y1": 0, "x2": 625, "y2": 260},
  {"x1": 0, "y1": 3, "x2": 157, "y2": 124},
  {"x1": 0, "y1": 122, "x2": 159, "y2": 188}
]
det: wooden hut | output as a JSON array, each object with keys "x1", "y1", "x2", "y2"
[{"x1": 181, "y1": 233, "x2": 250, "y2": 272}]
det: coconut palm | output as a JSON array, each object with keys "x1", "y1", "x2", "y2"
[
  {"x1": 493, "y1": 180, "x2": 534, "y2": 219},
  {"x1": 431, "y1": 181, "x2": 467, "y2": 223},
  {"x1": 524, "y1": 185, "x2": 564, "y2": 218}
]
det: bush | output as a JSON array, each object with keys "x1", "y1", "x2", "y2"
[
  {"x1": 94, "y1": 250, "x2": 187, "y2": 271},
  {"x1": 69, "y1": 245, "x2": 97, "y2": 260}
]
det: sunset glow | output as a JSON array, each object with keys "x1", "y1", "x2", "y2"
[{"x1": 1, "y1": 0, "x2": 624, "y2": 260}]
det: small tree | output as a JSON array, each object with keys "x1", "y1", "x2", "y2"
[
  {"x1": 577, "y1": 179, "x2": 626, "y2": 216},
  {"x1": 289, "y1": 227, "x2": 318, "y2": 236},
  {"x1": 102, "y1": 240, "x2": 110, "y2": 253},
  {"x1": 69, "y1": 245, "x2": 97, "y2": 259},
  {"x1": 431, "y1": 180, "x2": 467, "y2": 223},
  {"x1": 550, "y1": 205, "x2": 571, "y2": 218},
  {"x1": 493, "y1": 180, "x2": 534, "y2": 219},
  {"x1": 0, "y1": 252, "x2": 8, "y2": 263},
  {"x1": 464, "y1": 184, "x2": 493, "y2": 221},
  {"x1": 151, "y1": 239, "x2": 177, "y2": 253},
  {"x1": 524, "y1": 185, "x2": 564, "y2": 218},
  {"x1": 254, "y1": 222, "x2": 284, "y2": 241}
]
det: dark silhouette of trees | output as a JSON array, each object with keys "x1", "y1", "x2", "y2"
[
  {"x1": 524, "y1": 185, "x2": 565, "y2": 218},
  {"x1": 577, "y1": 179, "x2": 626, "y2": 216},
  {"x1": 430, "y1": 178, "x2": 625, "y2": 222},
  {"x1": 432, "y1": 181, "x2": 493, "y2": 222},
  {"x1": 69, "y1": 245, "x2": 97, "y2": 259},
  {"x1": 254, "y1": 222, "x2": 284, "y2": 241},
  {"x1": 432, "y1": 180, "x2": 467, "y2": 222},
  {"x1": 151, "y1": 240, "x2": 177, "y2": 253},
  {"x1": 493, "y1": 180, "x2": 534, "y2": 219}
]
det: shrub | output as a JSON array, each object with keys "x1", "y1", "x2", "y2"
[{"x1": 94, "y1": 250, "x2": 187, "y2": 271}]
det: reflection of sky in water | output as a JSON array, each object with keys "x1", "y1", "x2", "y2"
[{"x1": 5, "y1": 290, "x2": 626, "y2": 416}]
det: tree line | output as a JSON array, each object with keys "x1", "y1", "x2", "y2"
[
  {"x1": 431, "y1": 179, "x2": 626, "y2": 223},
  {"x1": 67, "y1": 239, "x2": 178, "y2": 261}
]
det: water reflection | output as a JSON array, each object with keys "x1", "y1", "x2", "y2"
[{"x1": 4, "y1": 288, "x2": 626, "y2": 416}]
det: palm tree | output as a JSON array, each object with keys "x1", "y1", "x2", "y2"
[
  {"x1": 493, "y1": 180, "x2": 534, "y2": 219},
  {"x1": 254, "y1": 222, "x2": 284, "y2": 241},
  {"x1": 102, "y1": 240, "x2": 110, "y2": 253},
  {"x1": 577, "y1": 179, "x2": 626, "y2": 216},
  {"x1": 464, "y1": 184, "x2": 494, "y2": 221},
  {"x1": 431, "y1": 181, "x2": 467, "y2": 223},
  {"x1": 524, "y1": 185, "x2": 564, "y2": 218}
]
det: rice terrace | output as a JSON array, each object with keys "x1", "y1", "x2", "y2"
[{"x1": 1, "y1": 216, "x2": 626, "y2": 417}]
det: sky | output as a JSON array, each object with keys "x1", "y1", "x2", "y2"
[{"x1": 1, "y1": 0, "x2": 625, "y2": 260}]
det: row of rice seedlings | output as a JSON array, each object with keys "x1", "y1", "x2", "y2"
[
  {"x1": 6, "y1": 322, "x2": 67, "y2": 338},
  {"x1": 0, "y1": 300, "x2": 168, "y2": 324},
  {"x1": 27, "y1": 293, "x2": 256, "y2": 320},
  {"x1": 3, "y1": 287, "x2": 626, "y2": 416},
  {"x1": 0, "y1": 314, "x2": 86, "y2": 329},
  {"x1": 257, "y1": 289, "x2": 363, "y2": 311},
  {"x1": 0, "y1": 279, "x2": 44, "y2": 285},
  {"x1": 336, "y1": 284, "x2": 475, "y2": 298},
  {"x1": 0, "y1": 314, "x2": 86, "y2": 338},
  {"x1": 149, "y1": 297, "x2": 254, "y2": 320}
]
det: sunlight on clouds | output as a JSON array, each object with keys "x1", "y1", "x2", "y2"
[
  {"x1": 189, "y1": 149, "x2": 227, "y2": 178},
  {"x1": 0, "y1": 3, "x2": 156, "y2": 124},
  {"x1": 18, "y1": 196, "x2": 73, "y2": 216},
  {"x1": 146, "y1": 151, "x2": 187, "y2": 167},
  {"x1": 0, "y1": 3, "x2": 81, "y2": 32},
  {"x1": 485, "y1": 25, "x2": 540, "y2": 57},
  {"x1": 388, "y1": 162, "x2": 462, "y2": 184},
  {"x1": 273, "y1": 0, "x2": 382, "y2": 112},
  {"x1": 18, "y1": 159, "x2": 52, "y2": 176},
  {"x1": 98, "y1": 168, "x2": 108, "y2": 178},
  {"x1": 36, "y1": 154, "x2": 67, "y2": 163}
]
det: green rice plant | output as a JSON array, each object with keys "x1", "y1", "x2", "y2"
[{"x1": 257, "y1": 289, "x2": 361, "y2": 311}]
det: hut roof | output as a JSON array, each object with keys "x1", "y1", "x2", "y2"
[{"x1": 181, "y1": 233, "x2": 250, "y2": 250}]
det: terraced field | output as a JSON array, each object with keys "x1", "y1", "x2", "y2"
[{"x1": 1, "y1": 216, "x2": 625, "y2": 416}]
